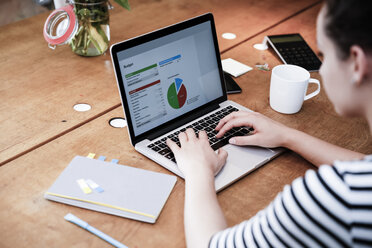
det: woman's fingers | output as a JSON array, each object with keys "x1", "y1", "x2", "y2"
[
  {"x1": 216, "y1": 118, "x2": 254, "y2": 138},
  {"x1": 215, "y1": 148, "x2": 228, "y2": 175},
  {"x1": 229, "y1": 135, "x2": 258, "y2": 146},
  {"x1": 178, "y1": 131, "x2": 188, "y2": 145},
  {"x1": 186, "y1": 128, "x2": 197, "y2": 140},
  {"x1": 167, "y1": 138, "x2": 180, "y2": 152}
]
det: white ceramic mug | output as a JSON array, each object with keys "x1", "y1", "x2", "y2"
[{"x1": 269, "y1": 64, "x2": 320, "y2": 114}]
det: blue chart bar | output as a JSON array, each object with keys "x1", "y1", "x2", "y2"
[{"x1": 159, "y1": 54, "x2": 181, "y2": 66}]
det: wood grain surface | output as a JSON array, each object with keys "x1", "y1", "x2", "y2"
[
  {"x1": 1, "y1": 1, "x2": 371, "y2": 248},
  {"x1": 0, "y1": 0, "x2": 320, "y2": 165}
]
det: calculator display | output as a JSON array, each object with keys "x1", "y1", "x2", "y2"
[{"x1": 270, "y1": 35, "x2": 302, "y2": 43}]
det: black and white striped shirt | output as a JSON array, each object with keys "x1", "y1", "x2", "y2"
[{"x1": 209, "y1": 155, "x2": 372, "y2": 248}]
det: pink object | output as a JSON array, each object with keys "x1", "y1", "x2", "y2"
[{"x1": 43, "y1": 5, "x2": 77, "y2": 46}]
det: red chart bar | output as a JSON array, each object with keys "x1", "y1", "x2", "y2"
[{"x1": 129, "y1": 80, "x2": 161, "y2": 95}]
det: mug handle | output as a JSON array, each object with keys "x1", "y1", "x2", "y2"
[{"x1": 304, "y1": 78, "x2": 321, "y2": 101}]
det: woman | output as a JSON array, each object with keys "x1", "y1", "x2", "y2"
[{"x1": 167, "y1": 0, "x2": 372, "y2": 247}]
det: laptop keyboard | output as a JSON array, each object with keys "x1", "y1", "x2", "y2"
[{"x1": 147, "y1": 106, "x2": 254, "y2": 163}]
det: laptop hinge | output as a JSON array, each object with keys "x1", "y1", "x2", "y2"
[{"x1": 147, "y1": 103, "x2": 220, "y2": 141}]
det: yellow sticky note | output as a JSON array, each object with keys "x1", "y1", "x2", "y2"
[
  {"x1": 87, "y1": 153, "x2": 95, "y2": 159},
  {"x1": 77, "y1": 179, "x2": 92, "y2": 194}
]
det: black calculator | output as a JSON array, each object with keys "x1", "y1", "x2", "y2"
[{"x1": 266, "y1": 33, "x2": 322, "y2": 72}]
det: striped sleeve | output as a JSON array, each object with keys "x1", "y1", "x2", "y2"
[
  {"x1": 334, "y1": 156, "x2": 372, "y2": 247},
  {"x1": 209, "y1": 155, "x2": 372, "y2": 248}
]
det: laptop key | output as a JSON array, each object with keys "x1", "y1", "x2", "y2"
[
  {"x1": 205, "y1": 127, "x2": 213, "y2": 132},
  {"x1": 158, "y1": 143, "x2": 167, "y2": 149},
  {"x1": 195, "y1": 125, "x2": 203, "y2": 130},
  {"x1": 151, "y1": 146, "x2": 161, "y2": 152},
  {"x1": 158, "y1": 148, "x2": 171, "y2": 155},
  {"x1": 165, "y1": 153, "x2": 174, "y2": 159},
  {"x1": 206, "y1": 120, "x2": 214, "y2": 125},
  {"x1": 234, "y1": 131, "x2": 245, "y2": 137},
  {"x1": 211, "y1": 139, "x2": 229, "y2": 150},
  {"x1": 240, "y1": 128, "x2": 250, "y2": 134},
  {"x1": 148, "y1": 143, "x2": 155, "y2": 148},
  {"x1": 232, "y1": 127, "x2": 241, "y2": 132},
  {"x1": 226, "y1": 130, "x2": 235, "y2": 136}
]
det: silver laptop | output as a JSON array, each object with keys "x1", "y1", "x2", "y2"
[{"x1": 110, "y1": 13, "x2": 283, "y2": 191}]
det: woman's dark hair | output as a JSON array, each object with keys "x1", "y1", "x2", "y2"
[{"x1": 324, "y1": 0, "x2": 372, "y2": 59}]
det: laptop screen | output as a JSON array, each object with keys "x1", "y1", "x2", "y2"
[{"x1": 115, "y1": 20, "x2": 224, "y2": 136}]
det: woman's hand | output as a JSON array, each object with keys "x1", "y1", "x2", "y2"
[
  {"x1": 215, "y1": 111, "x2": 292, "y2": 148},
  {"x1": 167, "y1": 128, "x2": 228, "y2": 179}
]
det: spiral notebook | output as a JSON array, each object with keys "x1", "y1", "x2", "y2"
[{"x1": 45, "y1": 156, "x2": 177, "y2": 223}]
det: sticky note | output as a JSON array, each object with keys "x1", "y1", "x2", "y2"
[
  {"x1": 77, "y1": 179, "x2": 92, "y2": 194},
  {"x1": 111, "y1": 159, "x2": 119, "y2": 164},
  {"x1": 222, "y1": 58, "x2": 252, "y2": 77},
  {"x1": 98, "y1": 156, "x2": 106, "y2": 161},
  {"x1": 86, "y1": 179, "x2": 104, "y2": 193},
  {"x1": 87, "y1": 153, "x2": 95, "y2": 159}
]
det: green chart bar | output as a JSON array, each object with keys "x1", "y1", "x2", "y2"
[{"x1": 125, "y1": 64, "x2": 157, "y2": 78}]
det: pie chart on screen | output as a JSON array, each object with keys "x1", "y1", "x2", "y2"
[{"x1": 167, "y1": 78, "x2": 187, "y2": 109}]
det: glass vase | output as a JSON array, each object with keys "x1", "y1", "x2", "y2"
[{"x1": 70, "y1": 0, "x2": 110, "y2": 56}]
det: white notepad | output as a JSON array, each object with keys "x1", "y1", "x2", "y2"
[
  {"x1": 45, "y1": 156, "x2": 177, "y2": 223},
  {"x1": 222, "y1": 58, "x2": 253, "y2": 77}
]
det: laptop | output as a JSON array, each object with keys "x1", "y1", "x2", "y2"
[{"x1": 110, "y1": 13, "x2": 283, "y2": 191}]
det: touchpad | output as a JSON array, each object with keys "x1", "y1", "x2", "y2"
[{"x1": 223, "y1": 144, "x2": 274, "y2": 170}]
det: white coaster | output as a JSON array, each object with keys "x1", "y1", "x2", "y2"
[
  {"x1": 221, "y1": 58, "x2": 253, "y2": 77},
  {"x1": 109, "y1": 117, "x2": 127, "y2": 128},
  {"x1": 222, "y1": 33, "x2": 237, "y2": 40},
  {"x1": 73, "y1": 103, "x2": 91, "y2": 112}
]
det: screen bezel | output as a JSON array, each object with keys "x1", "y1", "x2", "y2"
[{"x1": 110, "y1": 13, "x2": 227, "y2": 145}]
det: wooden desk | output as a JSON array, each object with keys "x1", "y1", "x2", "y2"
[
  {"x1": 1, "y1": 3, "x2": 371, "y2": 247},
  {"x1": 1, "y1": 2, "x2": 371, "y2": 248},
  {"x1": 0, "y1": 0, "x2": 320, "y2": 165}
]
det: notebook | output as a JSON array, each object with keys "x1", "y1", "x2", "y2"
[
  {"x1": 110, "y1": 13, "x2": 283, "y2": 192},
  {"x1": 45, "y1": 156, "x2": 177, "y2": 223}
]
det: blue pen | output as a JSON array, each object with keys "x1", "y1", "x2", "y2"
[{"x1": 64, "y1": 213, "x2": 128, "y2": 248}]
